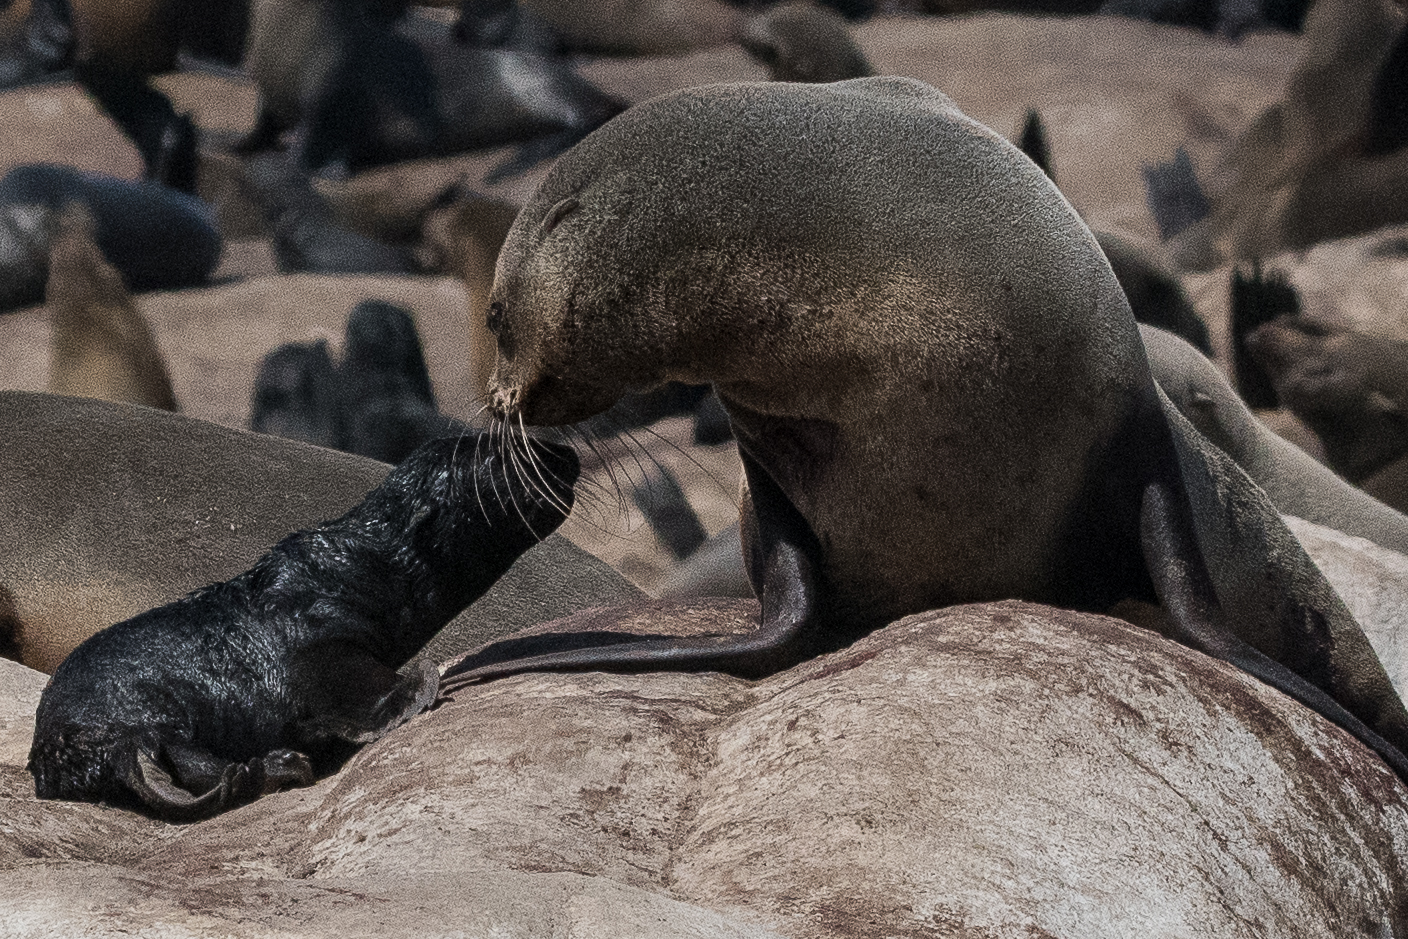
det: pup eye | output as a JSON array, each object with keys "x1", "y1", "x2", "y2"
[
  {"x1": 486, "y1": 302, "x2": 505, "y2": 335},
  {"x1": 542, "y1": 196, "x2": 579, "y2": 234}
]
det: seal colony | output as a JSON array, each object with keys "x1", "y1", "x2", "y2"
[
  {"x1": 441, "y1": 77, "x2": 1408, "y2": 784},
  {"x1": 28, "y1": 434, "x2": 578, "y2": 820}
]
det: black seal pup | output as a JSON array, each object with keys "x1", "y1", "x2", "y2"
[
  {"x1": 0, "y1": 163, "x2": 222, "y2": 313},
  {"x1": 249, "y1": 338, "x2": 341, "y2": 449},
  {"x1": 440, "y1": 78, "x2": 1408, "y2": 785},
  {"x1": 28, "y1": 433, "x2": 578, "y2": 821},
  {"x1": 240, "y1": 0, "x2": 625, "y2": 181}
]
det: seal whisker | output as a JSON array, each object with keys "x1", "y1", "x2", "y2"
[
  {"x1": 496, "y1": 413, "x2": 559, "y2": 542},
  {"x1": 471, "y1": 429, "x2": 492, "y2": 523},
  {"x1": 571, "y1": 423, "x2": 633, "y2": 522},
  {"x1": 545, "y1": 425, "x2": 645, "y2": 543},
  {"x1": 485, "y1": 417, "x2": 514, "y2": 520},
  {"x1": 627, "y1": 418, "x2": 739, "y2": 508},
  {"x1": 517, "y1": 412, "x2": 575, "y2": 517}
]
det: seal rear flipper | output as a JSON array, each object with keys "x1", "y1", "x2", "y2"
[
  {"x1": 1143, "y1": 392, "x2": 1408, "y2": 780},
  {"x1": 439, "y1": 451, "x2": 822, "y2": 690},
  {"x1": 122, "y1": 739, "x2": 313, "y2": 822},
  {"x1": 295, "y1": 655, "x2": 440, "y2": 747}
]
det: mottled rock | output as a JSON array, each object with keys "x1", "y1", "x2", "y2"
[{"x1": 4, "y1": 602, "x2": 1405, "y2": 937}]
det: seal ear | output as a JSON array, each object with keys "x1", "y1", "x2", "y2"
[{"x1": 1141, "y1": 387, "x2": 1408, "y2": 778}]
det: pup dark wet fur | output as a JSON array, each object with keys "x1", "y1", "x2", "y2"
[{"x1": 28, "y1": 433, "x2": 577, "y2": 821}]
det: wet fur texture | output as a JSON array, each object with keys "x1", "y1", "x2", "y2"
[
  {"x1": 451, "y1": 78, "x2": 1408, "y2": 785},
  {"x1": 28, "y1": 434, "x2": 578, "y2": 820}
]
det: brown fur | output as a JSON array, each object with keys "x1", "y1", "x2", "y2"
[
  {"x1": 1143, "y1": 323, "x2": 1408, "y2": 554},
  {"x1": 69, "y1": 0, "x2": 184, "y2": 76},
  {"x1": 739, "y1": 2, "x2": 874, "y2": 84},
  {"x1": 0, "y1": 392, "x2": 639, "y2": 673},
  {"x1": 477, "y1": 78, "x2": 1408, "y2": 780},
  {"x1": 1246, "y1": 316, "x2": 1408, "y2": 483},
  {"x1": 45, "y1": 203, "x2": 178, "y2": 412}
]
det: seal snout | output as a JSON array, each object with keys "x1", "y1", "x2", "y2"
[{"x1": 488, "y1": 384, "x2": 521, "y2": 420}]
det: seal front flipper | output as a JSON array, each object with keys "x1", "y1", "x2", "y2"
[
  {"x1": 294, "y1": 654, "x2": 440, "y2": 747},
  {"x1": 122, "y1": 739, "x2": 315, "y2": 823},
  {"x1": 1142, "y1": 392, "x2": 1408, "y2": 781},
  {"x1": 439, "y1": 452, "x2": 823, "y2": 691}
]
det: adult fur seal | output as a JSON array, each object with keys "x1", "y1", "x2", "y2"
[
  {"x1": 0, "y1": 164, "x2": 222, "y2": 314},
  {"x1": 28, "y1": 433, "x2": 578, "y2": 821},
  {"x1": 657, "y1": 326, "x2": 1408, "y2": 598},
  {"x1": 44, "y1": 203, "x2": 178, "y2": 412},
  {"x1": 1245, "y1": 313, "x2": 1408, "y2": 486},
  {"x1": 443, "y1": 78, "x2": 1408, "y2": 784},
  {"x1": 1142, "y1": 323, "x2": 1408, "y2": 555}
]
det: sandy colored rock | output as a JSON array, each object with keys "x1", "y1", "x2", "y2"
[
  {"x1": 1288, "y1": 514, "x2": 1408, "y2": 703},
  {"x1": 4, "y1": 603, "x2": 1406, "y2": 937}
]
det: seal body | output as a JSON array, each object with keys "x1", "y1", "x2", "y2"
[
  {"x1": 45, "y1": 202, "x2": 178, "y2": 412},
  {"x1": 1143, "y1": 323, "x2": 1408, "y2": 555},
  {"x1": 453, "y1": 78, "x2": 1408, "y2": 784},
  {"x1": 488, "y1": 78, "x2": 1148, "y2": 629},
  {"x1": 0, "y1": 163, "x2": 222, "y2": 313},
  {"x1": 1246, "y1": 314, "x2": 1408, "y2": 483},
  {"x1": 28, "y1": 433, "x2": 578, "y2": 820},
  {"x1": 241, "y1": 0, "x2": 624, "y2": 178}
]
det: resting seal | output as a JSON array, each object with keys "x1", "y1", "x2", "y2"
[
  {"x1": 1245, "y1": 313, "x2": 1408, "y2": 486},
  {"x1": 240, "y1": 0, "x2": 624, "y2": 180},
  {"x1": 28, "y1": 433, "x2": 578, "y2": 820},
  {"x1": 0, "y1": 164, "x2": 222, "y2": 314},
  {"x1": 739, "y1": 1, "x2": 874, "y2": 84},
  {"x1": 445, "y1": 78, "x2": 1408, "y2": 783},
  {"x1": 1142, "y1": 323, "x2": 1408, "y2": 555},
  {"x1": 0, "y1": 391, "x2": 639, "y2": 674}
]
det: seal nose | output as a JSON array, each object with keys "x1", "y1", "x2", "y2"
[{"x1": 489, "y1": 385, "x2": 521, "y2": 419}]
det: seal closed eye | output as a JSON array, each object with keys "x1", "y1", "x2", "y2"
[
  {"x1": 28, "y1": 433, "x2": 578, "y2": 820},
  {"x1": 442, "y1": 77, "x2": 1408, "y2": 785}
]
